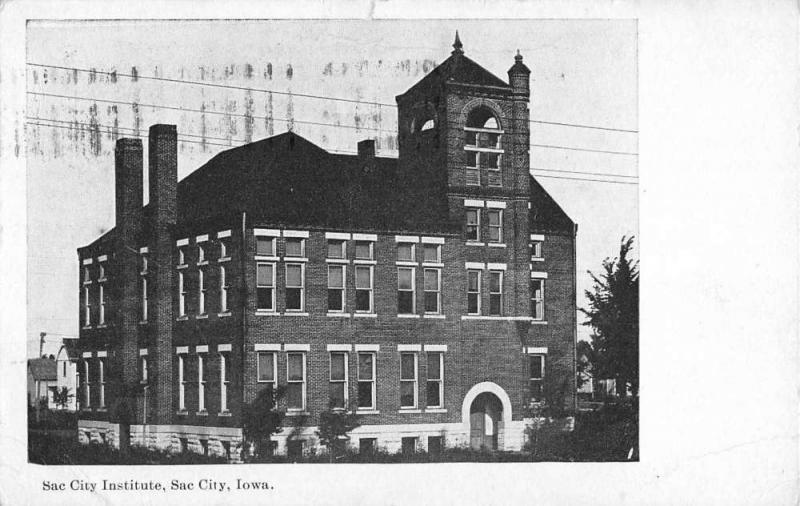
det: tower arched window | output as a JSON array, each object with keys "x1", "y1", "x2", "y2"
[{"x1": 464, "y1": 107, "x2": 503, "y2": 186}]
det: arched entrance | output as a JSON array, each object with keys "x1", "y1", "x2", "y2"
[
  {"x1": 461, "y1": 382, "x2": 513, "y2": 451},
  {"x1": 469, "y1": 392, "x2": 503, "y2": 450}
]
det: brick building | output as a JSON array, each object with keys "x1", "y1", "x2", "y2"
[{"x1": 75, "y1": 35, "x2": 577, "y2": 459}]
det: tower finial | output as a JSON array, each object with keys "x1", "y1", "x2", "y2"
[
  {"x1": 515, "y1": 49, "x2": 523, "y2": 62},
  {"x1": 452, "y1": 31, "x2": 464, "y2": 55}
]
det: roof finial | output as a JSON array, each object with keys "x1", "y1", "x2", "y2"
[
  {"x1": 452, "y1": 31, "x2": 464, "y2": 55},
  {"x1": 515, "y1": 49, "x2": 523, "y2": 62}
]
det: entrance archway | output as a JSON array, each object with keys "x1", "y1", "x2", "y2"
[
  {"x1": 469, "y1": 392, "x2": 502, "y2": 450},
  {"x1": 461, "y1": 382, "x2": 513, "y2": 451}
]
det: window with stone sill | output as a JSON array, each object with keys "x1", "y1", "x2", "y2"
[{"x1": 256, "y1": 236, "x2": 275, "y2": 257}]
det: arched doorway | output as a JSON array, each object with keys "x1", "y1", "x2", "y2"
[{"x1": 469, "y1": 392, "x2": 503, "y2": 450}]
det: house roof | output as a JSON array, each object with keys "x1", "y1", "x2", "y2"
[
  {"x1": 28, "y1": 358, "x2": 57, "y2": 381},
  {"x1": 56, "y1": 340, "x2": 80, "y2": 361}
]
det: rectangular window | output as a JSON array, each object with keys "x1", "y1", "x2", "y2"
[
  {"x1": 286, "y1": 352, "x2": 306, "y2": 411},
  {"x1": 327, "y1": 239, "x2": 346, "y2": 259},
  {"x1": 219, "y1": 266, "x2": 229, "y2": 313},
  {"x1": 423, "y1": 244, "x2": 441, "y2": 263},
  {"x1": 178, "y1": 246, "x2": 186, "y2": 266},
  {"x1": 397, "y1": 267, "x2": 415, "y2": 314},
  {"x1": 489, "y1": 271, "x2": 503, "y2": 315},
  {"x1": 355, "y1": 241, "x2": 374, "y2": 260},
  {"x1": 428, "y1": 436, "x2": 443, "y2": 454},
  {"x1": 198, "y1": 269, "x2": 207, "y2": 314},
  {"x1": 140, "y1": 356, "x2": 148, "y2": 383},
  {"x1": 357, "y1": 352, "x2": 376, "y2": 410},
  {"x1": 355, "y1": 266, "x2": 374, "y2": 312},
  {"x1": 328, "y1": 265, "x2": 345, "y2": 312},
  {"x1": 426, "y1": 352, "x2": 444, "y2": 408},
  {"x1": 529, "y1": 355, "x2": 545, "y2": 403},
  {"x1": 178, "y1": 354, "x2": 186, "y2": 411},
  {"x1": 402, "y1": 437, "x2": 417, "y2": 455},
  {"x1": 82, "y1": 360, "x2": 90, "y2": 408},
  {"x1": 256, "y1": 236, "x2": 275, "y2": 257},
  {"x1": 256, "y1": 263, "x2": 275, "y2": 311},
  {"x1": 198, "y1": 354, "x2": 206, "y2": 412},
  {"x1": 98, "y1": 261, "x2": 106, "y2": 280},
  {"x1": 220, "y1": 353, "x2": 229, "y2": 412},
  {"x1": 98, "y1": 359, "x2": 105, "y2": 408},
  {"x1": 285, "y1": 238, "x2": 305, "y2": 258},
  {"x1": 483, "y1": 152, "x2": 501, "y2": 170},
  {"x1": 465, "y1": 151, "x2": 480, "y2": 186},
  {"x1": 141, "y1": 277, "x2": 148, "y2": 321},
  {"x1": 467, "y1": 270, "x2": 481, "y2": 315},
  {"x1": 83, "y1": 286, "x2": 91, "y2": 326},
  {"x1": 141, "y1": 254, "x2": 148, "y2": 274},
  {"x1": 531, "y1": 279, "x2": 545, "y2": 321},
  {"x1": 219, "y1": 239, "x2": 229, "y2": 260},
  {"x1": 98, "y1": 284, "x2": 106, "y2": 324},
  {"x1": 359, "y1": 438, "x2": 376, "y2": 454},
  {"x1": 531, "y1": 241, "x2": 543, "y2": 260},
  {"x1": 285, "y1": 263, "x2": 305, "y2": 311},
  {"x1": 424, "y1": 268, "x2": 441, "y2": 314},
  {"x1": 257, "y1": 352, "x2": 276, "y2": 385},
  {"x1": 466, "y1": 209, "x2": 480, "y2": 242},
  {"x1": 83, "y1": 266, "x2": 91, "y2": 283},
  {"x1": 488, "y1": 209, "x2": 502, "y2": 243},
  {"x1": 397, "y1": 243, "x2": 415, "y2": 262},
  {"x1": 329, "y1": 352, "x2": 348, "y2": 409},
  {"x1": 197, "y1": 243, "x2": 206, "y2": 264},
  {"x1": 400, "y1": 352, "x2": 418, "y2": 408},
  {"x1": 178, "y1": 272, "x2": 186, "y2": 317}
]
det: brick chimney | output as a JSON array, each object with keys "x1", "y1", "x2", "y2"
[
  {"x1": 114, "y1": 138, "x2": 143, "y2": 389},
  {"x1": 115, "y1": 138, "x2": 143, "y2": 244},
  {"x1": 148, "y1": 124, "x2": 177, "y2": 424}
]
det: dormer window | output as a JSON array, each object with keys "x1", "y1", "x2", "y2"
[{"x1": 464, "y1": 107, "x2": 503, "y2": 186}]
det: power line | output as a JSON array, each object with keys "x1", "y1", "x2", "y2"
[
  {"x1": 531, "y1": 166, "x2": 638, "y2": 179},
  {"x1": 529, "y1": 119, "x2": 637, "y2": 133},
  {"x1": 28, "y1": 62, "x2": 394, "y2": 108},
  {"x1": 27, "y1": 112, "x2": 637, "y2": 157},
  {"x1": 530, "y1": 143, "x2": 638, "y2": 156},
  {"x1": 27, "y1": 62, "x2": 638, "y2": 134},
  {"x1": 28, "y1": 117, "x2": 364, "y2": 155},
  {"x1": 532, "y1": 173, "x2": 638, "y2": 185},
  {"x1": 26, "y1": 121, "x2": 238, "y2": 149},
  {"x1": 27, "y1": 118, "x2": 637, "y2": 182},
  {"x1": 27, "y1": 91, "x2": 395, "y2": 133}
]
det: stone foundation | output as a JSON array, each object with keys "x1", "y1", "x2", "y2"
[{"x1": 76, "y1": 418, "x2": 544, "y2": 460}]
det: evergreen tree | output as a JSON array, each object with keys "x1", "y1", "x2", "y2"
[
  {"x1": 581, "y1": 236, "x2": 639, "y2": 397},
  {"x1": 241, "y1": 386, "x2": 285, "y2": 460}
]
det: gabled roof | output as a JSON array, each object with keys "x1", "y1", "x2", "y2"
[
  {"x1": 397, "y1": 51, "x2": 511, "y2": 101},
  {"x1": 56, "y1": 340, "x2": 80, "y2": 361},
  {"x1": 28, "y1": 358, "x2": 57, "y2": 381}
]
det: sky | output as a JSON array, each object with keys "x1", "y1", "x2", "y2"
[{"x1": 25, "y1": 19, "x2": 637, "y2": 357}]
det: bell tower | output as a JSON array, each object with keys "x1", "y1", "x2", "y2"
[{"x1": 396, "y1": 33, "x2": 534, "y2": 318}]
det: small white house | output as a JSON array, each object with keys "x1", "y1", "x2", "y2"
[
  {"x1": 55, "y1": 342, "x2": 79, "y2": 411},
  {"x1": 27, "y1": 358, "x2": 57, "y2": 409}
]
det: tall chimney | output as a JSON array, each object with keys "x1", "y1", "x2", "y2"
[
  {"x1": 115, "y1": 138, "x2": 143, "y2": 244},
  {"x1": 114, "y1": 138, "x2": 143, "y2": 390},
  {"x1": 148, "y1": 124, "x2": 177, "y2": 424}
]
